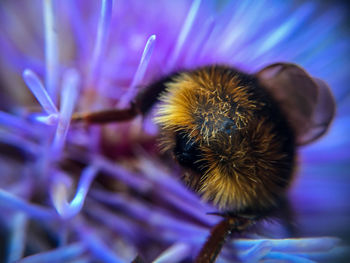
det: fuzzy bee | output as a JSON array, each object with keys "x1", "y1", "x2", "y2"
[{"x1": 73, "y1": 63, "x2": 335, "y2": 262}]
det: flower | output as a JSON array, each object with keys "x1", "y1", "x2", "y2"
[{"x1": 0, "y1": 0, "x2": 349, "y2": 262}]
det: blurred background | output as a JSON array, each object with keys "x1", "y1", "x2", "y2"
[{"x1": 0, "y1": 0, "x2": 349, "y2": 262}]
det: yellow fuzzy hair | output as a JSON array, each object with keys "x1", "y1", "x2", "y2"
[
  {"x1": 155, "y1": 66, "x2": 259, "y2": 143},
  {"x1": 155, "y1": 65, "x2": 295, "y2": 213}
]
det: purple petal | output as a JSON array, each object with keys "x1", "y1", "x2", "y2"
[
  {"x1": 153, "y1": 243, "x2": 191, "y2": 263},
  {"x1": 232, "y1": 237, "x2": 340, "y2": 253},
  {"x1": 0, "y1": 189, "x2": 56, "y2": 221},
  {"x1": 235, "y1": 240, "x2": 272, "y2": 262},
  {"x1": 52, "y1": 69, "x2": 80, "y2": 158},
  {"x1": 51, "y1": 165, "x2": 98, "y2": 219},
  {"x1": 166, "y1": 0, "x2": 202, "y2": 70},
  {"x1": 118, "y1": 34, "x2": 156, "y2": 107},
  {"x1": 7, "y1": 213, "x2": 28, "y2": 262},
  {"x1": 74, "y1": 222, "x2": 124, "y2": 263},
  {"x1": 18, "y1": 243, "x2": 86, "y2": 263},
  {"x1": 0, "y1": 130, "x2": 40, "y2": 157},
  {"x1": 262, "y1": 251, "x2": 316, "y2": 263},
  {"x1": 32, "y1": 113, "x2": 59, "y2": 125},
  {"x1": 22, "y1": 69, "x2": 58, "y2": 115},
  {"x1": 0, "y1": 111, "x2": 37, "y2": 134},
  {"x1": 254, "y1": 2, "x2": 315, "y2": 59},
  {"x1": 43, "y1": 0, "x2": 59, "y2": 103},
  {"x1": 88, "y1": 0, "x2": 113, "y2": 88}
]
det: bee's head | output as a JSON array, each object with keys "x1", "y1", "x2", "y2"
[{"x1": 155, "y1": 65, "x2": 297, "y2": 214}]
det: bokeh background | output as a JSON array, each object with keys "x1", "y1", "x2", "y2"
[{"x1": 0, "y1": 0, "x2": 349, "y2": 262}]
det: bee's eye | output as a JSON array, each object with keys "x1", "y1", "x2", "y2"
[
  {"x1": 220, "y1": 118, "x2": 236, "y2": 135},
  {"x1": 174, "y1": 132, "x2": 205, "y2": 173}
]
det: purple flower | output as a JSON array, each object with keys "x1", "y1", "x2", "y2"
[{"x1": 0, "y1": 0, "x2": 349, "y2": 262}]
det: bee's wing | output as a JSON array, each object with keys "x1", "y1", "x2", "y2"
[{"x1": 256, "y1": 63, "x2": 335, "y2": 146}]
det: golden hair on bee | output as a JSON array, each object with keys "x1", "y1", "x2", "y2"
[
  {"x1": 72, "y1": 63, "x2": 334, "y2": 217},
  {"x1": 72, "y1": 63, "x2": 335, "y2": 263},
  {"x1": 155, "y1": 65, "x2": 297, "y2": 214}
]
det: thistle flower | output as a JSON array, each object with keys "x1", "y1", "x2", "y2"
[{"x1": 0, "y1": 0, "x2": 349, "y2": 262}]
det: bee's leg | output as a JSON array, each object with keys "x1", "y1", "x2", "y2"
[
  {"x1": 194, "y1": 217, "x2": 253, "y2": 263},
  {"x1": 72, "y1": 102, "x2": 140, "y2": 124},
  {"x1": 72, "y1": 74, "x2": 172, "y2": 124}
]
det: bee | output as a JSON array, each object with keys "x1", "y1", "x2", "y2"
[{"x1": 73, "y1": 63, "x2": 335, "y2": 263}]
